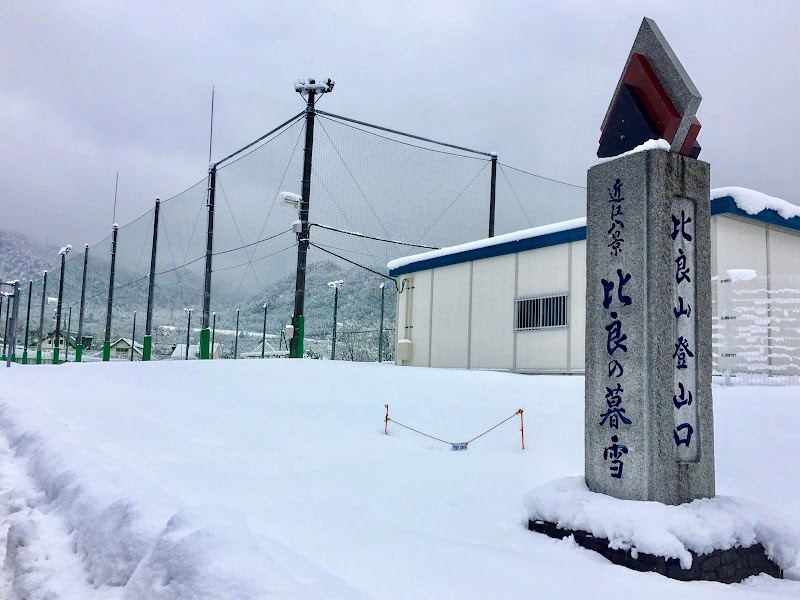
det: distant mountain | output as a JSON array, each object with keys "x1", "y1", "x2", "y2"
[
  {"x1": 0, "y1": 230, "x2": 59, "y2": 283},
  {"x1": 1, "y1": 229, "x2": 398, "y2": 360}
]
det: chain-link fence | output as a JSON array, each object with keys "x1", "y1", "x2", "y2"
[
  {"x1": 2, "y1": 106, "x2": 586, "y2": 364},
  {"x1": 713, "y1": 275, "x2": 800, "y2": 385}
]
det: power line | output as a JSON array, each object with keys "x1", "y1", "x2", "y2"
[
  {"x1": 309, "y1": 223, "x2": 439, "y2": 249},
  {"x1": 308, "y1": 242, "x2": 406, "y2": 293},
  {"x1": 317, "y1": 111, "x2": 493, "y2": 158}
]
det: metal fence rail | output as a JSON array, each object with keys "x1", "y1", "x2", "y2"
[{"x1": 712, "y1": 274, "x2": 800, "y2": 385}]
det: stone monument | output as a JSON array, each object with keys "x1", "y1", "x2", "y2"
[
  {"x1": 585, "y1": 17, "x2": 714, "y2": 505},
  {"x1": 526, "y1": 19, "x2": 793, "y2": 583}
]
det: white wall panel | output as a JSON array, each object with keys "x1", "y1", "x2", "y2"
[
  {"x1": 517, "y1": 245, "x2": 569, "y2": 296},
  {"x1": 470, "y1": 254, "x2": 515, "y2": 369},
  {"x1": 714, "y1": 216, "x2": 768, "y2": 277},
  {"x1": 768, "y1": 228, "x2": 800, "y2": 278},
  {"x1": 430, "y1": 263, "x2": 471, "y2": 368},
  {"x1": 570, "y1": 241, "x2": 587, "y2": 371},
  {"x1": 516, "y1": 329, "x2": 569, "y2": 371},
  {"x1": 408, "y1": 271, "x2": 432, "y2": 367}
]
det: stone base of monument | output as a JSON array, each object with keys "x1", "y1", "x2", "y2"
[
  {"x1": 524, "y1": 477, "x2": 797, "y2": 584},
  {"x1": 528, "y1": 519, "x2": 781, "y2": 583}
]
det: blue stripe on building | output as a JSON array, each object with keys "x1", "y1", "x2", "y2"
[{"x1": 389, "y1": 196, "x2": 800, "y2": 277}]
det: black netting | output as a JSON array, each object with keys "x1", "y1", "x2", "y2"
[
  {"x1": 3, "y1": 108, "x2": 585, "y2": 362},
  {"x1": 495, "y1": 163, "x2": 585, "y2": 235}
]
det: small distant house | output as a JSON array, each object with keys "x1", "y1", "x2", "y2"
[
  {"x1": 171, "y1": 343, "x2": 222, "y2": 360},
  {"x1": 40, "y1": 330, "x2": 76, "y2": 353},
  {"x1": 109, "y1": 338, "x2": 143, "y2": 361},
  {"x1": 39, "y1": 331, "x2": 93, "y2": 353}
]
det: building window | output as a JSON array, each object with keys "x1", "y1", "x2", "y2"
[{"x1": 515, "y1": 294, "x2": 568, "y2": 331}]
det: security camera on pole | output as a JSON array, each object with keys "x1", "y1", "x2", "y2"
[{"x1": 289, "y1": 77, "x2": 334, "y2": 359}]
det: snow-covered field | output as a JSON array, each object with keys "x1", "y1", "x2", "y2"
[{"x1": 0, "y1": 360, "x2": 797, "y2": 599}]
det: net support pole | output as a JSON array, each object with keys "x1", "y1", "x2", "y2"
[
  {"x1": 53, "y1": 249, "x2": 68, "y2": 365},
  {"x1": 261, "y1": 304, "x2": 267, "y2": 359},
  {"x1": 22, "y1": 280, "x2": 32, "y2": 364},
  {"x1": 143, "y1": 198, "x2": 160, "y2": 362},
  {"x1": 76, "y1": 244, "x2": 89, "y2": 362},
  {"x1": 103, "y1": 225, "x2": 119, "y2": 362},
  {"x1": 65, "y1": 306, "x2": 71, "y2": 362},
  {"x1": 200, "y1": 166, "x2": 217, "y2": 360},
  {"x1": 290, "y1": 88, "x2": 317, "y2": 359},
  {"x1": 211, "y1": 312, "x2": 216, "y2": 359},
  {"x1": 37, "y1": 271, "x2": 47, "y2": 364},
  {"x1": 234, "y1": 309, "x2": 240, "y2": 359},
  {"x1": 378, "y1": 283, "x2": 385, "y2": 363},
  {"x1": 331, "y1": 285, "x2": 339, "y2": 361},
  {"x1": 1, "y1": 296, "x2": 7, "y2": 361},
  {"x1": 130, "y1": 311, "x2": 136, "y2": 361},
  {"x1": 6, "y1": 282, "x2": 20, "y2": 367},
  {"x1": 488, "y1": 152, "x2": 498, "y2": 238}
]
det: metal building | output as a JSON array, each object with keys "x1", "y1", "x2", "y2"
[{"x1": 389, "y1": 188, "x2": 800, "y2": 375}]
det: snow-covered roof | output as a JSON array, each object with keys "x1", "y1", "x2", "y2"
[
  {"x1": 712, "y1": 186, "x2": 800, "y2": 220},
  {"x1": 389, "y1": 185, "x2": 799, "y2": 277},
  {"x1": 388, "y1": 218, "x2": 586, "y2": 275},
  {"x1": 111, "y1": 338, "x2": 143, "y2": 351}
]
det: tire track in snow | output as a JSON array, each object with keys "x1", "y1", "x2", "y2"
[{"x1": 0, "y1": 430, "x2": 121, "y2": 600}]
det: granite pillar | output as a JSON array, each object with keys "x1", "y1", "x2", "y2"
[{"x1": 585, "y1": 147, "x2": 714, "y2": 504}]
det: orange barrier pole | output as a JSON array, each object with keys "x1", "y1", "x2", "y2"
[
  {"x1": 384, "y1": 404, "x2": 389, "y2": 435},
  {"x1": 518, "y1": 409, "x2": 525, "y2": 450}
]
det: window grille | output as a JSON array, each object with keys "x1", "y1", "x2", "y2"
[{"x1": 515, "y1": 293, "x2": 568, "y2": 331}]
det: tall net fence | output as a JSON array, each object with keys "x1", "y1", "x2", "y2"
[
  {"x1": 712, "y1": 275, "x2": 800, "y2": 385},
  {"x1": 3, "y1": 107, "x2": 587, "y2": 363},
  {"x1": 495, "y1": 163, "x2": 587, "y2": 234}
]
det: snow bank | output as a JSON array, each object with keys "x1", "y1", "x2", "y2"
[
  {"x1": 124, "y1": 507, "x2": 310, "y2": 599},
  {"x1": 594, "y1": 138, "x2": 671, "y2": 165},
  {"x1": 712, "y1": 187, "x2": 800, "y2": 220},
  {"x1": 387, "y1": 217, "x2": 586, "y2": 272},
  {"x1": 0, "y1": 361, "x2": 798, "y2": 597},
  {"x1": 524, "y1": 477, "x2": 799, "y2": 570}
]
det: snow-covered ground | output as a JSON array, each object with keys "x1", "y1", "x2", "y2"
[{"x1": 0, "y1": 360, "x2": 797, "y2": 599}]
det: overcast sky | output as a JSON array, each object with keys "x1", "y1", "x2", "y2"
[{"x1": 2, "y1": 0, "x2": 798, "y2": 247}]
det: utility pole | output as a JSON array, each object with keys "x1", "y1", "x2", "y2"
[
  {"x1": 200, "y1": 164, "x2": 217, "y2": 359},
  {"x1": 144, "y1": 198, "x2": 160, "y2": 361},
  {"x1": 54, "y1": 245, "x2": 71, "y2": 365},
  {"x1": 23, "y1": 280, "x2": 32, "y2": 364},
  {"x1": 328, "y1": 280, "x2": 343, "y2": 360},
  {"x1": 290, "y1": 77, "x2": 334, "y2": 359},
  {"x1": 488, "y1": 152, "x2": 498, "y2": 238},
  {"x1": 378, "y1": 282, "x2": 386, "y2": 363},
  {"x1": 37, "y1": 271, "x2": 47, "y2": 364},
  {"x1": 76, "y1": 244, "x2": 89, "y2": 362},
  {"x1": 103, "y1": 225, "x2": 119, "y2": 362}
]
